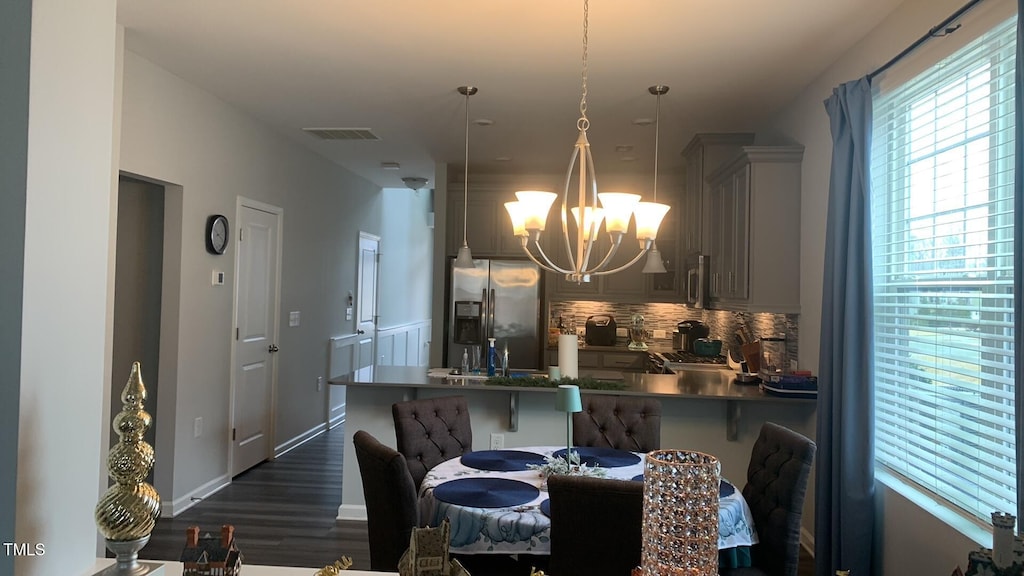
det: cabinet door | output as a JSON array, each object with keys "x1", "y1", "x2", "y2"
[
  {"x1": 448, "y1": 196, "x2": 499, "y2": 257},
  {"x1": 682, "y1": 148, "x2": 703, "y2": 254},
  {"x1": 649, "y1": 199, "x2": 679, "y2": 298},
  {"x1": 600, "y1": 227, "x2": 648, "y2": 299},
  {"x1": 707, "y1": 178, "x2": 728, "y2": 299},
  {"x1": 730, "y1": 165, "x2": 750, "y2": 300}
]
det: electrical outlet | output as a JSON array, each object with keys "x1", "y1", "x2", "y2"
[
  {"x1": 317, "y1": 376, "x2": 324, "y2": 391},
  {"x1": 615, "y1": 328, "x2": 627, "y2": 337},
  {"x1": 489, "y1": 433, "x2": 504, "y2": 450},
  {"x1": 653, "y1": 329, "x2": 667, "y2": 339},
  {"x1": 194, "y1": 417, "x2": 203, "y2": 438}
]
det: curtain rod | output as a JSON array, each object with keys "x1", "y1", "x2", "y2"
[{"x1": 867, "y1": 0, "x2": 987, "y2": 81}]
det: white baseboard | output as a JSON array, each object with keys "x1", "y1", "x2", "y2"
[
  {"x1": 338, "y1": 504, "x2": 367, "y2": 522},
  {"x1": 162, "y1": 473, "x2": 230, "y2": 517},
  {"x1": 275, "y1": 422, "x2": 328, "y2": 457},
  {"x1": 801, "y1": 526, "x2": 815, "y2": 556},
  {"x1": 329, "y1": 402, "x2": 346, "y2": 428}
]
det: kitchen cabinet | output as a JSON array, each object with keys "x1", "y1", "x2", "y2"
[
  {"x1": 446, "y1": 175, "x2": 560, "y2": 259},
  {"x1": 705, "y1": 146, "x2": 803, "y2": 313},
  {"x1": 546, "y1": 348, "x2": 648, "y2": 372},
  {"x1": 680, "y1": 133, "x2": 755, "y2": 258}
]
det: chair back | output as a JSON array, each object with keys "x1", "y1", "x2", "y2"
[
  {"x1": 548, "y1": 475, "x2": 643, "y2": 576},
  {"x1": 742, "y1": 422, "x2": 816, "y2": 576},
  {"x1": 573, "y1": 394, "x2": 662, "y2": 452},
  {"x1": 352, "y1": 430, "x2": 418, "y2": 572},
  {"x1": 392, "y1": 395, "x2": 473, "y2": 489}
]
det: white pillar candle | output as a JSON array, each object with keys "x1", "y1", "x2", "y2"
[{"x1": 558, "y1": 334, "x2": 579, "y2": 378}]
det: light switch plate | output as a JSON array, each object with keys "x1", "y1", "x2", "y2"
[
  {"x1": 289, "y1": 311, "x2": 300, "y2": 327},
  {"x1": 345, "y1": 306, "x2": 353, "y2": 320}
]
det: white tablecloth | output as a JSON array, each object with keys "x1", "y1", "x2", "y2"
[{"x1": 418, "y1": 445, "x2": 758, "y2": 556}]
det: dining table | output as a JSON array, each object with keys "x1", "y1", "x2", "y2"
[{"x1": 417, "y1": 445, "x2": 758, "y2": 566}]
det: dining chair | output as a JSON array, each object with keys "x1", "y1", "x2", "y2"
[
  {"x1": 391, "y1": 395, "x2": 473, "y2": 490},
  {"x1": 720, "y1": 422, "x2": 816, "y2": 576},
  {"x1": 547, "y1": 474, "x2": 644, "y2": 576},
  {"x1": 573, "y1": 394, "x2": 662, "y2": 452},
  {"x1": 352, "y1": 430, "x2": 418, "y2": 572}
]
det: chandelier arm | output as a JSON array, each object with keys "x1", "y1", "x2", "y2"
[
  {"x1": 582, "y1": 234, "x2": 622, "y2": 274},
  {"x1": 590, "y1": 240, "x2": 654, "y2": 276},
  {"x1": 578, "y1": 143, "x2": 600, "y2": 271},
  {"x1": 528, "y1": 236, "x2": 573, "y2": 275},
  {"x1": 560, "y1": 145, "x2": 581, "y2": 272}
]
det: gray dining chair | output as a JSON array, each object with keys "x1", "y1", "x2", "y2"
[
  {"x1": 392, "y1": 395, "x2": 473, "y2": 490},
  {"x1": 573, "y1": 394, "x2": 662, "y2": 452},
  {"x1": 720, "y1": 422, "x2": 816, "y2": 576},
  {"x1": 352, "y1": 430, "x2": 418, "y2": 572},
  {"x1": 548, "y1": 474, "x2": 644, "y2": 576}
]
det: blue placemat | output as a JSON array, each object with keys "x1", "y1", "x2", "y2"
[
  {"x1": 631, "y1": 474, "x2": 643, "y2": 482},
  {"x1": 539, "y1": 498, "x2": 551, "y2": 517},
  {"x1": 460, "y1": 450, "x2": 547, "y2": 472},
  {"x1": 552, "y1": 447, "x2": 641, "y2": 468},
  {"x1": 720, "y1": 479, "x2": 735, "y2": 497},
  {"x1": 433, "y1": 477, "x2": 540, "y2": 508}
]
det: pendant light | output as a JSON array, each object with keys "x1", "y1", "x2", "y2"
[
  {"x1": 453, "y1": 85, "x2": 478, "y2": 269},
  {"x1": 642, "y1": 85, "x2": 669, "y2": 274}
]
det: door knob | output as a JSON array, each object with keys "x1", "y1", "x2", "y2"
[
  {"x1": 357, "y1": 329, "x2": 365, "y2": 334},
  {"x1": 268, "y1": 344, "x2": 279, "y2": 353}
]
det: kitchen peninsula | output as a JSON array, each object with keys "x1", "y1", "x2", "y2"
[{"x1": 333, "y1": 365, "x2": 814, "y2": 522}]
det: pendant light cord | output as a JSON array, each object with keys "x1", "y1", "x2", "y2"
[
  {"x1": 653, "y1": 90, "x2": 660, "y2": 202},
  {"x1": 463, "y1": 89, "x2": 471, "y2": 246}
]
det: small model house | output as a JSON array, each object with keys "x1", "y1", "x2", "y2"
[{"x1": 181, "y1": 524, "x2": 242, "y2": 576}]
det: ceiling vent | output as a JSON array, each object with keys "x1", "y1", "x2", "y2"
[{"x1": 303, "y1": 128, "x2": 380, "y2": 141}]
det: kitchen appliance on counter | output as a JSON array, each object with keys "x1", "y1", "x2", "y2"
[
  {"x1": 584, "y1": 315, "x2": 617, "y2": 346},
  {"x1": 445, "y1": 258, "x2": 543, "y2": 370},
  {"x1": 676, "y1": 320, "x2": 710, "y2": 353}
]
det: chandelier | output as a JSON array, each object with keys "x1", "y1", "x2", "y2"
[{"x1": 503, "y1": 0, "x2": 670, "y2": 284}]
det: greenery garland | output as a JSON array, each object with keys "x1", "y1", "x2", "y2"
[{"x1": 482, "y1": 375, "x2": 627, "y2": 391}]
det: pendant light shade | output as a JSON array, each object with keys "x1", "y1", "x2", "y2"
[
  {"x1": 453, "y1": 85, "x2": 478, "y2": 269},
  {"x1": 641, "y1": 244, "x2": 668, "y2": 274}
]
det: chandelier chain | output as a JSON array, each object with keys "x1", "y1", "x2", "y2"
[{"x1": 578, "y1": 0, "x2": 589, "y2": 131}]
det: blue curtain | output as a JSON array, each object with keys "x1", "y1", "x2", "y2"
[{"x1": 815, "y1": 77, "x2": 876, "y2": 576}]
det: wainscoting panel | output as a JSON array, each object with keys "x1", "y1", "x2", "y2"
[{"x1": 376, "y1": 320, "x2": 431, "y2": 367}]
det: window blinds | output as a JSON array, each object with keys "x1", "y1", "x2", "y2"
[{"x1": 870, "y1": 13, "x2": 1017, "y2": 524}]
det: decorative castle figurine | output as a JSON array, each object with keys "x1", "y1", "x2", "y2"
[
  {"x1": 965, "y1": 512, "x2": 1024, "y2": 576},
  {"x1": 397, "y1": 519, "x2": 470, "y2": 576},
  {"x1": 180, "y1": 525, "x2": 242, "y2": 576}
]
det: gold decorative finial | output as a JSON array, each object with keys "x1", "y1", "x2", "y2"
[{"x1": 94, "y1": 362, "x2": 162, "y2": 575}]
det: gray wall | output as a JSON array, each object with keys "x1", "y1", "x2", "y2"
[
  {"x1": 119, "y1": 48, "x2": 384, "y2": 509},
  {"x1": 379, "y1": 187, "x2": 434, "y2": 328},
  {"x1": 111, "y1": 177, "x2": 165, "y2": 454},
  {"x1": 761, "y1": 0, "x2": 997, "y2": 572},
  {"x1": 0, "y1": 0, "x2": 30, "y2": 573}
]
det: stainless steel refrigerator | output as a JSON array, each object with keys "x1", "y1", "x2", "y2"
[{"x1": 446, "y1": 258, "x2": 543, "y2": 370}]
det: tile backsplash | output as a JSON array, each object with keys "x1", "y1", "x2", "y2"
[{"x1": 549, "y1": 301, "x2": 800, "y2": 370}]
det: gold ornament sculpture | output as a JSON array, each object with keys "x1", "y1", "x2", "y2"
[{"x1": 94, "y1": 362, "x2": 162, "y2": 575}]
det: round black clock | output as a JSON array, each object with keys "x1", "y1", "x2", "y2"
[{"x1": 205, "y1": 214, "x2": 229, "y2": 255}]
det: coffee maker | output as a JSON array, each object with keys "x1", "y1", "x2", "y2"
[{"x1": 676, "y1": 320, "x2": 710, "y2": 353}]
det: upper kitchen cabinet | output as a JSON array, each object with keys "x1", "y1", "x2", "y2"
[
  {"x1": 680, "y1": 133, "x2": 755, "y2": 257},
  {"x1": 446, "y1": 174, "x2": 560, "y2": 259},
  {"x1": 705, "y1": 145, "x2": 804, "y2": 314}
]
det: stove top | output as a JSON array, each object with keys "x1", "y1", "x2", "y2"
[{"x1": 657, "y1": 351, "x2": 728, "y2": 368}]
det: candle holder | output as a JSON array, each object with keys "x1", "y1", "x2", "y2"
[{"x1": 640, "y1": 450, "x2": 720, "y2": 576}]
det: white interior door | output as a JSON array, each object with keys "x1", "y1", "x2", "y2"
[
  {"x1": 231, "y1": 201, "x2": 281, "y2": 476},
  {"x1": 355, "y1": 232, "x2": 379, "y2": 382}
]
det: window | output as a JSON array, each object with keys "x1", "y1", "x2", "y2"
[{"x1": 870, "y1": 14, "x2": 1017, "y2": 525}]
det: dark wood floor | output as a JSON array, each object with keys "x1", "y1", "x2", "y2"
[{"x1": 140, "y1": 423, "x2": 814, "y2": 575}]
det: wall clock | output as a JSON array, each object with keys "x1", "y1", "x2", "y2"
[{"x1": 205, "y1": 214, "x2": 229, "y2": 255}]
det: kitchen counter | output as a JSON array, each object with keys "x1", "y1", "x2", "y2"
[{"x1": 337, "y1": 365, "x2": 811, "y2": 441}]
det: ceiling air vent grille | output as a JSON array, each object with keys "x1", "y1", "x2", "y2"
[{"x1": 303, "y1": 128, "x2": 380, "y2": 141}]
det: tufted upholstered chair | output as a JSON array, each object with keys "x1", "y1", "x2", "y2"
[
  {"x1": 548, "y1": 474, "x2": 643, "y2": 576},
  {"x1": 572, "y1": 394, "x2": 662, "y2": 452},
  {"x1": 721, "y1": 422, "x2": 816, "y2": 576},
  {"x1": 391, "y1": 395, "x2": 473, "y2": 490},
  {"x1": 352, "y1": 430, "x2": 418, "y2": 572}
]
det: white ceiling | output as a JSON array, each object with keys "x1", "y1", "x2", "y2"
[{"x1": 116, "y1": 1, "x2": 906, "y2": 190}]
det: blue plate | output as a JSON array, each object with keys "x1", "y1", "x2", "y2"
[
  {"x1": 433, "y1": 477, "x2": 540, "y2": 508},
  {"x1": 551, "y1": 447, "x2": 641, "y2": 467},
  {"x1": 539, "y1": 498, "x2": 551, "y2": 517},
  {"x1": 720, "y1": 479, "x2": 735, "y2": 497},
  {"x1": 460, "y1": 450, "x2": 547, "y2": 472}
]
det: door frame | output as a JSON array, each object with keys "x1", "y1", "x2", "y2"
[{"x1": 228, "y1": 196, "x2": 284, "y2": 474}]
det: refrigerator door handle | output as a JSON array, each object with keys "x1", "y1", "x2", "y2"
[
  {"x1": 481, "y1": 288, "x2": 489, "y2": 344},
  {"x1": 488, "y1": 288, "x2": 496, "y2": 339}
]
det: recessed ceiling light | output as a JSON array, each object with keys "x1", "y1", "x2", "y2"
[
  {"x1": 615, "y1": 145, "x2": 634, "y2": 153},
  {"x1": 633, "y1": 118, "x2": 654, "y2": 126},
  {"x1": 620, "y1": 156, "x2": 637, "y2": 162},
  {"x1": 473, "y1": 119, "x2": 495, "y2": 127},
  {"x1": 380, "y1": 162, "x2": 400, "y2": 170},
  {"x1": 494, "y1": 156, "x2": 512, "y2": 162}
]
